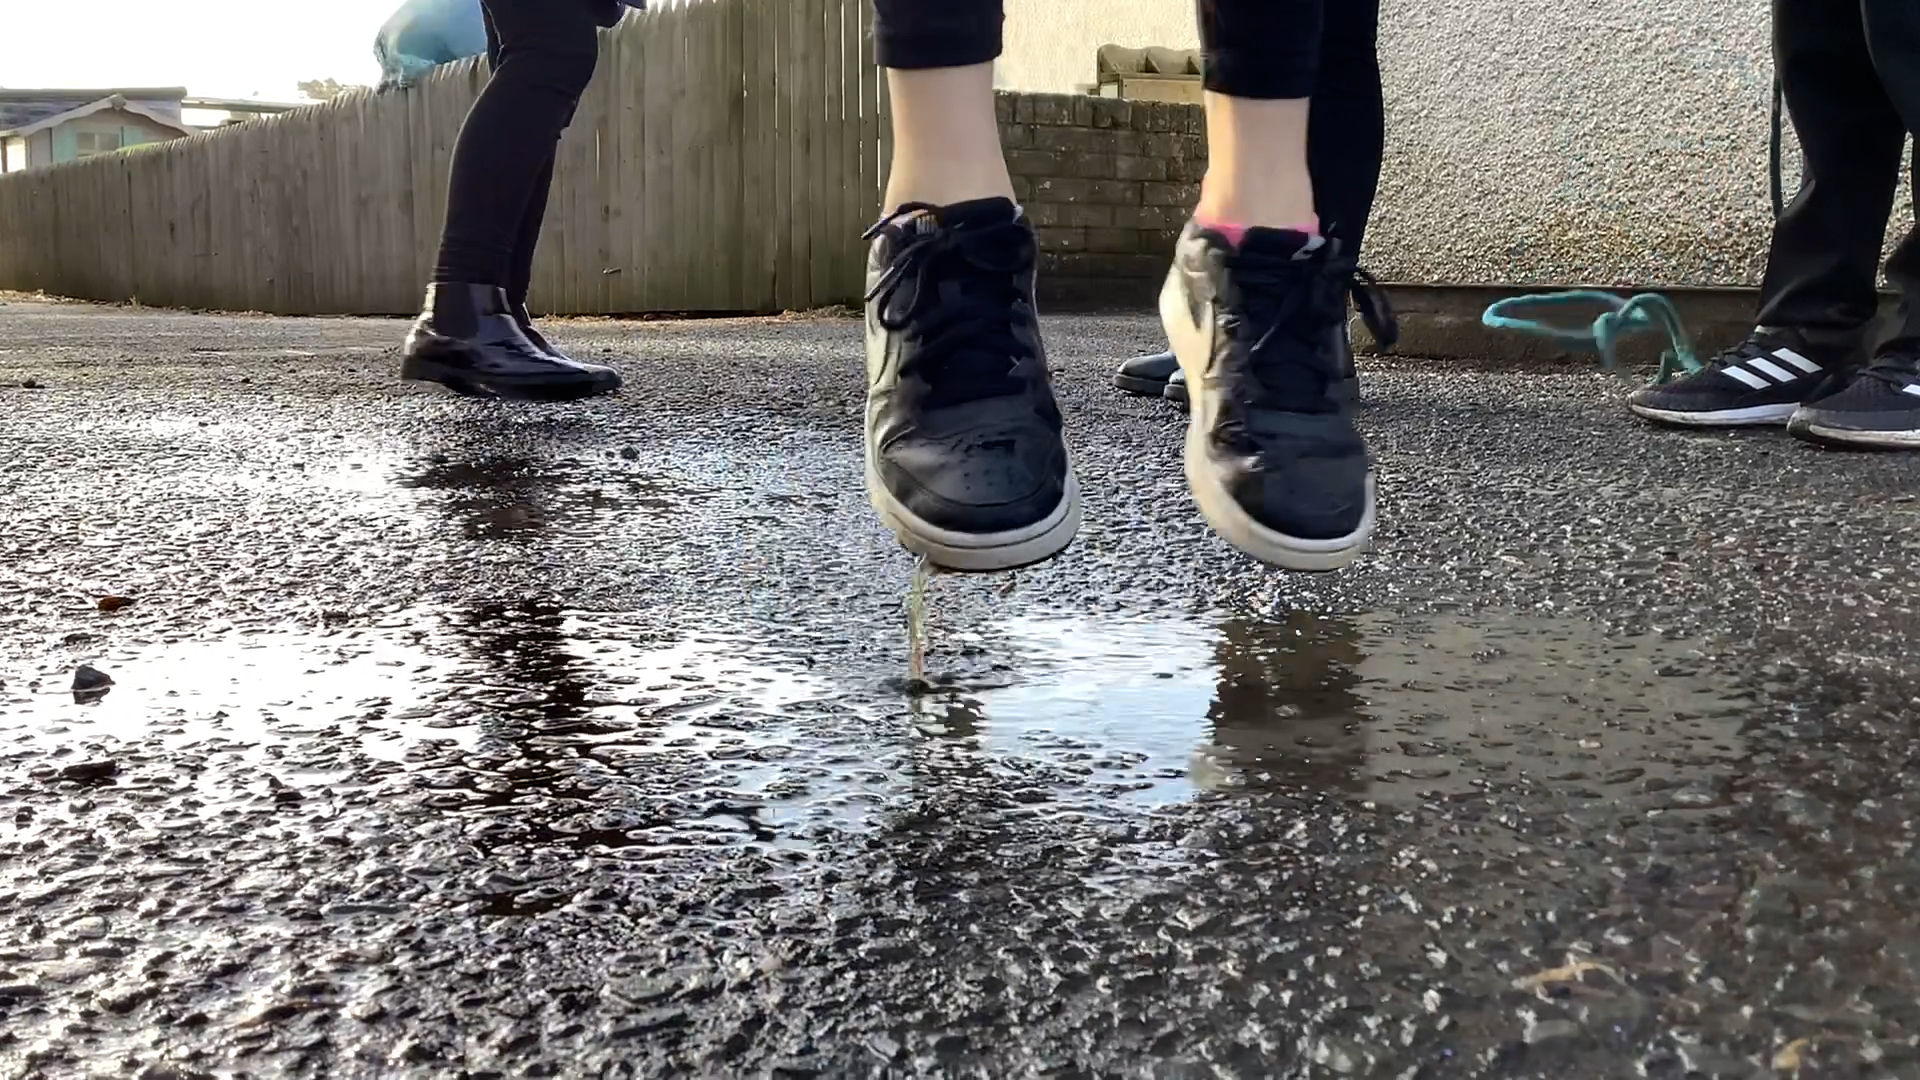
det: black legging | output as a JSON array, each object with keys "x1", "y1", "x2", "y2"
[
  {"x1": 871, "y1": 0, "x2": 1384, "y2": 255},
  {"x1": 876, "y1": 1, "x2": 1325, "y2": 99},
  {"x1": 430, "y1": 0, "x2": 603, "y2": 306}
]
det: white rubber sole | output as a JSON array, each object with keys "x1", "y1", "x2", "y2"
[
  {"x1": 1158, "y1": 270, "x2": 1374, "y2": 572},
  {"x1": 863, "y1": 451, "x2": 1082, "y2": 573},
  {"x1": 1794, "y1": 422, "x2": 1920, "y2": 448},
  {"x1": 1628, "y1": 401, "x2": 1796, "y2": 427}
]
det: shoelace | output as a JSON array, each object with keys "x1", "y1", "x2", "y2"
[
  {"x1": 863, "y1": 205, "x2": 1033, "y2": 410},
  {"x1": 1220, "y1": 246, "x2": 1398, "y2": 421}
]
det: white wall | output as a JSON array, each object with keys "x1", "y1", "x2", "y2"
[
  {"x1": 997, "y1": 0, "x2": 1907, "y2": 288},
  {"x1": 999, "y1": 0, "x2": 1197, "y2": 93}
]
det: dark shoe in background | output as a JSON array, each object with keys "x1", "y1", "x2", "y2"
[{"x1": 401, "y1": 283, "x2": 620, "y2": 400}]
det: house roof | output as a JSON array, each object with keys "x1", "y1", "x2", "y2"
[
  {"x1": 0, "y1": 87, "x2": 189, "y2": 131},
  {"x1": 0, "y1": 95, "x2": 196, "y2": 140}
]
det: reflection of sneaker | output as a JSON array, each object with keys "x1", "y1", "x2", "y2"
[
  {"x1": 862, "y1": 198, "x2": 1081, "y2": 572},
  {"x1": 401, "y1": 284, "x2": 621, "y2": 400},
  {"x1": 1159, "y1": 222, "x2": 1386, "y2": 571},
  {"x1": 1626, "y1": 328, "x2": 1858, "y2": 427},
  {"x1": 1787, "y1": 352, "x2": 1920, "y2": 449}
]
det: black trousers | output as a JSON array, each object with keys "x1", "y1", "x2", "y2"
[
  {"x1": 870, "y1": 0, "x2": 1385, "y2": 253},
  {"x1": 874, "y1": 1, "x2": 1327, "y2": 100},
  {"x1": 1758, "y1": 0, "x2": 1920, "y2": 355},
  {"x1": 430, "y1": 0, "x2": 602, "y2": 308}
]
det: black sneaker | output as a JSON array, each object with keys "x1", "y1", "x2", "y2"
[
  {"x1": 862, "y1": 198, "x2": 1080, "y2": 572},
  {"x1": 1158, "y1": 222, "x2": 1393, "y2": 571},
  {"x1": 1787, "y1": 351, "x2": 1920, "y2": 449},
  {"x1": 1626, "y1": 328, "x2": 1857, "y2": 427},
  {"x1": 401, "y1": 284, "x2": 621, "y2": 400}
]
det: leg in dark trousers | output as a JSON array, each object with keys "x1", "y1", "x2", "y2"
[
  {"x1": 1787, "y1": 0, "x2": 1920, "y2": 447},
  {"x1": 1861, "y1": 0, "x2": 1920, "y2": 354},
  {"x1": 401, "y1": 0, "x2": 619, "y2": 400},
  {"x1": 1755, "y1": 0, "x2": 1908, "y2": 353}
]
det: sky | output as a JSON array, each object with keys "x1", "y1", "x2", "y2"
[{"x1": 7, "y1": 0, "x2": 399, "y2": 102}]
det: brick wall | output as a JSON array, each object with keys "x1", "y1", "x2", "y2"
[{"x1": 996, "y1": 92, "x2": 1206, "y2": 310}]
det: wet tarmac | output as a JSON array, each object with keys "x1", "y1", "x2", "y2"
[{"x1": 1, "y1": 296, "x2": 1918, "y2": 1078}]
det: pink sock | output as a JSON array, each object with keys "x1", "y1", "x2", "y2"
[{"x1": 1194, "y1": 215, "x2": 1320, "y2": 249}]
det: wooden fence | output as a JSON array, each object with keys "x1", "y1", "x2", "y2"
[{"x1": 0, "y1": 0, "x2": 889, "y2": 315}]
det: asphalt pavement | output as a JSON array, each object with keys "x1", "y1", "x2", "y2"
[{"x1": 1, "y1": 296, "x2": 1917, "y2": 1079}]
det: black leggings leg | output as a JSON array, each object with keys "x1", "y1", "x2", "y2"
[
  {"x1": 870, "y1": 0, "x2": 1003, "y2": 69},
  {"x1": 1310, "y1": 0, "x2": 1383, "y2": 256},
  {"x1": 1198, "y1": 0, "x2": 1324, "y2": 101},
  {"x1": 870, "y1": 0, "x2": 1326, "y2": 100},
  {"x1": 431, "y1": 0, "x2": 598, "y2": 289}
]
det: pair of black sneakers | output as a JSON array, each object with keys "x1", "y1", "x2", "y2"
[
  {"x1": 1627, "y1": 327, "x2": 1920, "y2": 448},
  {"x1": 861, "y1": 198, "x2": 1396, "y2": 573}
]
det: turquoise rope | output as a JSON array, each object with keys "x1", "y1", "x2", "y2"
[{"x1": 1482, "y1": 290, "x2": 1703, "y2": 386}]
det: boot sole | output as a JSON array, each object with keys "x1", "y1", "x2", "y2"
[
  {"x1": 1114, "y1": 372, "x2": 1171, "y2": 397},
  {"x1": 1160, "y1": 270, "x2": 1373, "y2": 572},
  {"x1": 400, "y1": 355, "x2": 618, "y2": 402},
  {"x1": 1628, "y1": 401, "x2": 1796, "y2": 427}
]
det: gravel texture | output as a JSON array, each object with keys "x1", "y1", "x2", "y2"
[{"x1": 1, "y1": 297, "x2": 1919, "y2": 1077}]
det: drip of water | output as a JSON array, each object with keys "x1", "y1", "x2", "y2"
[{"x1": 905, "y1": 556, "x2": 933, "y2": 686}]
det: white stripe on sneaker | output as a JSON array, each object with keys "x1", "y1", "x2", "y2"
[
  {"x1": 1724, "y1": 366, "x2": 1771, "y2": 390},
  {"x1": 1772, "y1": 348, "x2": 1822, "y2": 373},
  {"x1": 1747, "y1": 357, "x2": 1799, "y2": 383},
  {"x1": 1903, "y1": 382, "x2": 1920, "y2": 397}
]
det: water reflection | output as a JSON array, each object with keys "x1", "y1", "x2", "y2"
[{"x1": 1199, "y1": 612, "x2": 1368, "y2": 795}]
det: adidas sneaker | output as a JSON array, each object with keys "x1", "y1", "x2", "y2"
[{"x1": 1626, "y1": 328, "x2": 1859, "y2": 427}]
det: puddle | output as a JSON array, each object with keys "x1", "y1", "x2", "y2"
[
  {"x1": 0, "y1": 627, "x2": 479, "y2": 766},
  {"x1": 0, "y1": 603, "x2": 1756, "y2": 858},
  {"x1": 911, "y1": 609, "x2": 1752, "y2": 808}
]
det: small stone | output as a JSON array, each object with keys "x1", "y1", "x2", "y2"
[
  {"x1": 58, "y1": 759, "x2": 119, "y2": 783},
  {"x1": 96, "y1": 595, "x2": 135, "y2": 612},
  {"x1": 67, "y1": 915, "x2": 109, "y2": 940},
  {"x1": 1525, "y1": 1018, "x2": 1585, "y2": 1045},
  {"x1": 73, "y1": 665, "x2": 114, "y2": 692},
  {"x1": 20, "y1": 377, "x2": 43, "y2": 389}
]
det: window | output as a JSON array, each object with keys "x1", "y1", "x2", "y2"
[{"x1": 74, "y1": 131, "x2": 122, "y2": 157}]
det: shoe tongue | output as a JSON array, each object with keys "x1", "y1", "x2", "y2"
[
  {"x1": 931, "y1": 197, "x2": 1020, "y2": 230},
  {"x1": 1238, "y1": 228, "x2": 1326, "y2": 261}
]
